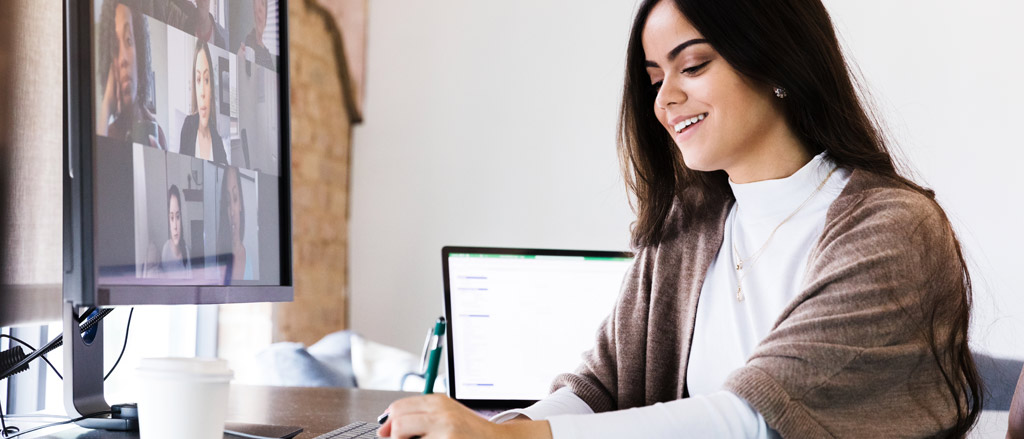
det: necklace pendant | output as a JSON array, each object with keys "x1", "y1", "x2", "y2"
[
  {"x1": 736, "y1": 286, "x2": 744, "y2": 302},
  {"x1": 735, "y1": 262, "x2": 743, "y2": 271}
]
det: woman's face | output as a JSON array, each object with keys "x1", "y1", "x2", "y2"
[
  {"x1": 227, "y1": 172, "x2": 242, "y2": 243},
  {"x1": 195, "y1": 49, "x2": 211, "y2": 129},
  {"x1": 169, "y1": 194, "x2": 181, "y2": 246},
  {"x1": 114, "y1": 4, "x2": 138, "y2": 109},
  {"x1": 642, "y1": 0, "x2": 789, "y2": 180}
]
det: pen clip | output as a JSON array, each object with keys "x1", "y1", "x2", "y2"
[{"x1": 418, "y1": 327, "x2": 433, "y2": 374}]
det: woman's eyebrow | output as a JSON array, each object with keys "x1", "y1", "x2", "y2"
[{"x1": 644, "y1": 38, "x2": 709, "y2": 67}]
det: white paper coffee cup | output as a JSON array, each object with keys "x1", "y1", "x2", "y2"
[{"x1": 136, "y1": 357, "x2": 234, "y2": 439}]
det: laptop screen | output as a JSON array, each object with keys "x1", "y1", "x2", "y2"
[{"x1": 442, "y1": 247, "x2": 633, "y2": 404}]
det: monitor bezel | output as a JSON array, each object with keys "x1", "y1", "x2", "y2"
[
  {"x1": 441, "y1": 245, "x2": 634, "y2": 407},
  {"x1": 64, "y1": 0, "x2": 294, "y2": 307}
]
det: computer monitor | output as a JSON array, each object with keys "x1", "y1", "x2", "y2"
[{"x1": 64, "y1": 0, "x2": 292, "y2": 430}]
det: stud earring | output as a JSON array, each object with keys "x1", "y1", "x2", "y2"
[{"x1": 773, "y1": 86, "x2": 787, "y2": 99}]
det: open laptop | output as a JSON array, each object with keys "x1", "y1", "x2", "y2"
[{"x1": 441, "y1": 246, "x2": 634, "y2": 416}]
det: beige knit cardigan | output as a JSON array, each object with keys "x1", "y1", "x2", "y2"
[{"x1": 552, "y1": 169, "x2": 966, "y2": 437}]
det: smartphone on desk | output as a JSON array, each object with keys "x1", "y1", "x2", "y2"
[{"x1": 224, "y1": 421, "x2": 303, "y2": 439}]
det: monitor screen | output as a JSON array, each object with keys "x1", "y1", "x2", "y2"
[
  {"x1": 88, "y1": 0, "x2": 286, "y2": 288},
  {"x1": 443, "y1": 249, "x2": 633, "y2": 402}
]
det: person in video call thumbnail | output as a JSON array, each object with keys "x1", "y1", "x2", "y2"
[
  {"x1": 160, "y1": 184, "x2": 192, "y2": 278},
  {"x1": 218, "y1": 167, "x2": 252, "y2": 281},
  {"x1": 179, "y1": 40, "x2": 228, "y2": 165},
  {"x1": 97, "y1": 0, "x2": 167, "y2": 150},
  {"x1": 186, "y1": 0, "x2": 227, "y2": 49},
  {"x1": 238, "y1": 0, "x2": 276, "y2": 71}
]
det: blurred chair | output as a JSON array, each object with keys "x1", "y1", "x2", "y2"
[
  {"x1": 237, "y1": 330, "x2": 422, "y2": 391},
  {"x1": 976, "y1": 352, "x2": 1024, "y2": 411}
]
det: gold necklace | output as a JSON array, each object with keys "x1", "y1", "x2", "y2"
[{"x1": 730, "y1": 166, "x2": 838, "y2": 302}]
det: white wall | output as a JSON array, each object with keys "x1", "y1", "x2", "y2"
[{"x1": 350, "y1": 0, "x2": 1024, "y2": 359}]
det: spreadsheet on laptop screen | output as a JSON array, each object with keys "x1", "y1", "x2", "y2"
[{"x1": 447, "y1": 252, "x2": 633, "y2": 401}]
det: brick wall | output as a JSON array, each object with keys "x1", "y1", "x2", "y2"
[{"x1": 276, "y1": 0, "x2": 357, "y2": 344}]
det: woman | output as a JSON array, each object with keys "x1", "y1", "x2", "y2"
[
  {"x1": 97, "y1": 0, "x2": 167, "y2": 150},
  {"x1": 186, "y1": 0, "x2": 227, "y2": 49},
  {"x1": 217, "y1": 166, "x2": 250, "y2": 281},
  {"x1": 237, "y1": 0, "x2": 276, "y2": 71},
  {"x1": 160, "y1": 185, "x2": 191, "y2": 277},
  {"x1": 379, "y1": 0, "x2": 982, "y2": 438},
  {"x1": 179, "y1": 40, "x2": 227, "y2": 165}
]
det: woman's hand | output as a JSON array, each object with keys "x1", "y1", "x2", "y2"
[
  {"x1": 98, "y1": 60, "x2": 119, "y2": 135},
  {"x1": 378, "y1": 394, "x2": 552, "y2": 439}
]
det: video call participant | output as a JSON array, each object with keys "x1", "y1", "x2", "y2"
[
  {"x1": 160, "y1": 184, "x2": 191, "y2": 278},
  {"x1": 186, "y1": 0, "x2": 227, "y2": 48},
  {"x1": 179, "y1": 40, "x2": 227, "y2": 165},
  {"x1": 217, "y1": 167, "x2": 252, "y2": 281},
  {"x1": 237, "y1": 0, "x2": 276, "y2": 71},
  {"x1": 97, "y1": 0, "x2": 167, "y2": 150}
]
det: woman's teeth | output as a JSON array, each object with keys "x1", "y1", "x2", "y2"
[{"x1": 674, "y1": 113, "x2": 707, "y2": 133}]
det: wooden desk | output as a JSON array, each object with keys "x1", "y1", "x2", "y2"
[
  {"x1": 17, "y1": 388, "x2": 1010, "y2": 438},
  {"x1": 17, "y1": 385, "x2": 416, "y2": 438},
  {"x1": 225, "y1": 385, "x2": 415, "y2": 437}
]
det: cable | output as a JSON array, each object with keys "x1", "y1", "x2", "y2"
[
  {"x1": 0, "y1": 308, "x2": 114, "y2": 379},
  {"x1": 0, "y1": 307, "x2": 132, "y2": 437},
  {"x1": 1, "y1": 414, "x2": 69, "y2": 421},
  {"x1": 1, "y1": 410, "x2": 111, "y2": 438},
  {"x1": 74, "y1": 307, "x2": 96, "y2": 324},
  {"x1": 0, "y1": 336, "x2": 62, "y2": 380},
  {"x1": 103, "y1": 308, "x2": 134, "y2": 381},
  {"x1": 0, "y1": 397, "x2": 19, "y2": 438}
]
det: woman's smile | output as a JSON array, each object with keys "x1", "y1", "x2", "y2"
[{"x1": 670, "y1": 112, "x2": 708, "y2": 143}]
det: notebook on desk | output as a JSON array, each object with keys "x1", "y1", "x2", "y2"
[{"x1": 441, "y1": 246, "x2": 634, "y2": 415}]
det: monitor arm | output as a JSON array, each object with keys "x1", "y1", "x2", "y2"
[{"x1": 63, "y1": 301, "x2": 138, "y2": 431}]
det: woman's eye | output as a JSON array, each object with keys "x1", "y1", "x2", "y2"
[
  {"x1": 682, "y1": 61, "x2": 710, "y2": 75},
  {"x1": 650, "y1": 80, "x2": 663, "y2": 94}
]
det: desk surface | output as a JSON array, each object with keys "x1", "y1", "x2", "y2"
[
  {"x1": 14, "y1": 386, "x2": 1010, "y2": 438},
  {"x1": 17, "y1": 385, "x2": 416, "y2": 438},
  {"x1": 226, "y1": 385, "x2": 415, "y2": 437}
]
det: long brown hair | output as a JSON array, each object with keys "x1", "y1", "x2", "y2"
[
  {"x1": 619, "y1": 0, "x2": 982, "y2": 435},
  {"x1": 98, "y1": 0, "x2": 154, "y2": 109},
  {"x1": 191, "y1": 39, "x2": 217, "y2": 130}
]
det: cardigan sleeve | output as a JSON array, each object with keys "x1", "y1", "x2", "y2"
[
  {"x1": 724, "y1": 188, "x2": 966, "y2": 437},
  {"x1": 549, "y1": 247, "x2": 654, "y2": 413}
]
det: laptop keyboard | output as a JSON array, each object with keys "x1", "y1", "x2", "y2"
[{"x1": 314, "y1": 422, "x2": 380, "y2": 438}]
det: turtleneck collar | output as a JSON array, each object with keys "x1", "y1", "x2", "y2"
[{"x1": 728, "y1": 152, "x2": 836, "y2": 221}]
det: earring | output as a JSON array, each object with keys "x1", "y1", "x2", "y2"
[{"x1": 773, "y1": 86, "x2": 787, "y2": 99}]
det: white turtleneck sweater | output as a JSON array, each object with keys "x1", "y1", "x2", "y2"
[{"x1": 492, "y1": 153, "x2": 852, "y2": 438}]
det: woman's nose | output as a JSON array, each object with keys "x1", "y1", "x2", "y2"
[{"x1": 655, "y1": 81, "x2": 686, "y2": 110}]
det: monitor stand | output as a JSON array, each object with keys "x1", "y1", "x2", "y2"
[{"x1": 62, "y1": 302, "x2": 139, "y2": 431}]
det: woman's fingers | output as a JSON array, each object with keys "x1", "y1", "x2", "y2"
[
  {"x1": 110, "y1": 60, "x2": 121, "y2": 111},
  {"x1": 387, "y1": 412, "x2": 435, "y2": 439},
  {"x1": 386, "y1": 394, "x2": 447, "y2": 418},
  {"x1": 380, "y1": 395, "x2": 468, "y2": 438}
]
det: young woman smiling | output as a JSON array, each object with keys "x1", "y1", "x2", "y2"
[{"x1": 379, "y1": 0, "x2": 983, "y2": 437}]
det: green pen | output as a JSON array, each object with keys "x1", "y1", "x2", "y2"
[
  {"x1": 423, "y1": 316, "x2": 446, "y2": 394},
  {"x1": 378, "y1": 317, "x2": 447, "y2": 426}
]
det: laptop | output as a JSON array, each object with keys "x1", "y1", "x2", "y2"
[{"x1": 441, "y1": 246, "x2": 634, "y2": 416}]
